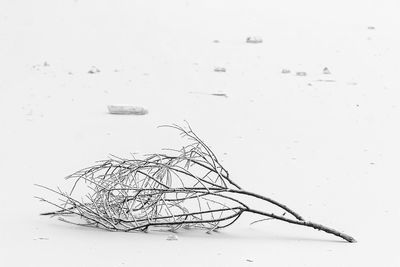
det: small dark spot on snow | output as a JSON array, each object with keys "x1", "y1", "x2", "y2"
[
  {"x1": 210, "y1": 93, "x2": 228, "y2": 97},
  {"x1": 347, "y1": 82, "x2": 357, "y2": 86},
  {"x1": 34, "y1": 237, "x2": 49, "y2": 240},
  {"x1": 214, "y1": 67, "x2": 226, "y2": 72},
  {"x1": 166, "y1": 234, "x2": 178, "y2": 241},
  {"x1": 316, "y1": 79, "x2": 336, "y2": 83}
]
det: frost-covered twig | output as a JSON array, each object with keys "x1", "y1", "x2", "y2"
[{"x1": 37, "y1": 124, "x2": 356, "y2": 242}]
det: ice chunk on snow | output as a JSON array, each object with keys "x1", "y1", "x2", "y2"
[
  {"x1": 246, "y1": 36, "x2": 263, "y2": 44},
  {"x1": 323, "y1": 67, "x2": 331, "y2": 74},
  {"x1": 214, "y1": 67, "x2": 226, "y2": 72},
  {"x1": 107, "y1": 105, "x2": 148, "y2": 115},
  {"x1": 296, "y1": 71, "x2": 307, "y2": 76}
]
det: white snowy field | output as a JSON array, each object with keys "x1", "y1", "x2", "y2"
[{"x1": 1, "y1": 0, "x2": 400, "y2": 266}]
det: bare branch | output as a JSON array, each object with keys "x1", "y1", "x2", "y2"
[{"x1": 37, "y1": 124, "x2": 356, "y2": 243}]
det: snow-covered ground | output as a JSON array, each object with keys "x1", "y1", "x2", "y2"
[{"x1": 1, "y1": 0, "x2": 399, "y2": 266}]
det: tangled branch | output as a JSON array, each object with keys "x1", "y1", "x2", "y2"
[{"x1": 36, "y1": 124, "x2": 356, "y2": 242}]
